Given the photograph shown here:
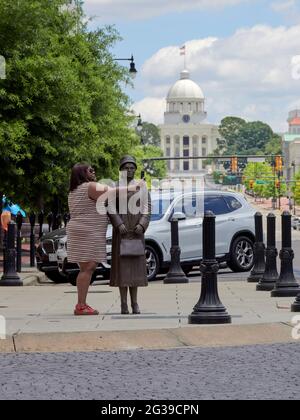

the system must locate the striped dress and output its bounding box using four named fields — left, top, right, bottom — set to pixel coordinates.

left=67, top=182, right=108, bottom=263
